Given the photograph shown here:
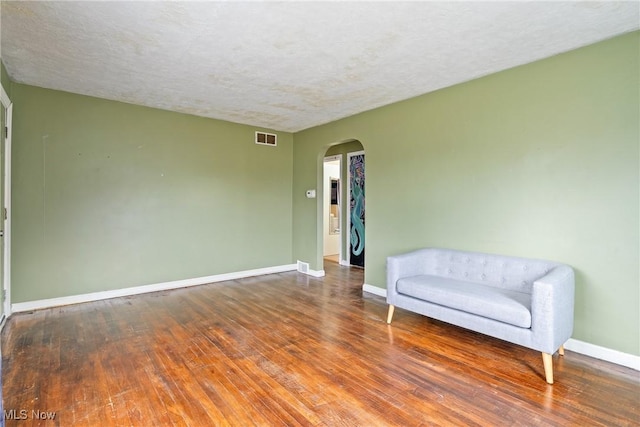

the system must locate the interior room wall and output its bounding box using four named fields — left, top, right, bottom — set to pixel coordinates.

left=292, top=31, right=639, bottom=356
left=10, top=83, right=294, bottom=303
